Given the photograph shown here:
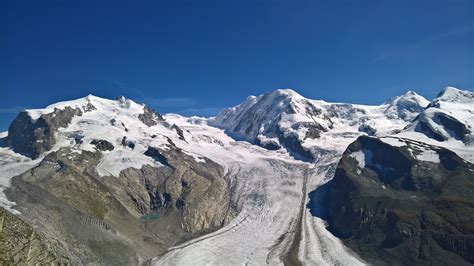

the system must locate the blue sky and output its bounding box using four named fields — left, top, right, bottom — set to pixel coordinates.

left=1, top=0, right=473, bottom=130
